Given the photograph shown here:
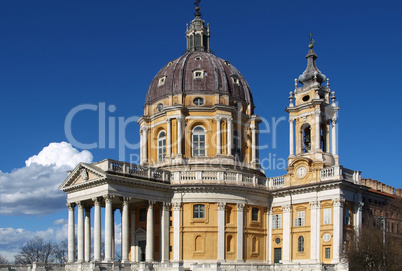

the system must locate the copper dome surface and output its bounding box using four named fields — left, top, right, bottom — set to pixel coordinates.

left=145, top=51, right=253, bottom=105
